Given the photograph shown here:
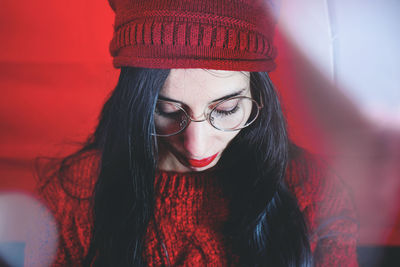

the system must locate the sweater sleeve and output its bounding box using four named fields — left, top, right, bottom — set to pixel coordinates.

left=286, top=151, right=359, bottom=266
left=35, top=151, right=99, bottom=266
